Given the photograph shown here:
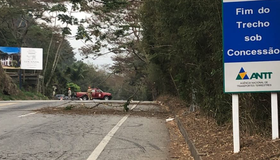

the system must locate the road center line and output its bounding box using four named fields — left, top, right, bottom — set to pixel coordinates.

left=87, top=104, right=137, bottom=160
left=18, top=112, right=37, bottom=118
